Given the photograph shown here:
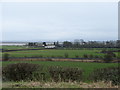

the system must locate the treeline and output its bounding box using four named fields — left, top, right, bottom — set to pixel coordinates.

left=60, top=40, right=120, bottom=48
left=27, top=39, right=120, bottom=48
